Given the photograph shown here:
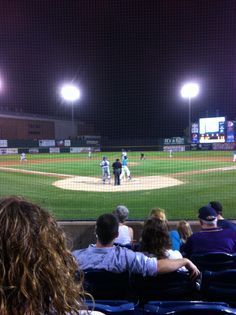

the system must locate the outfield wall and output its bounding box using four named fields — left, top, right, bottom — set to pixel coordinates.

left=0, top=139, right=101, bottom=155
